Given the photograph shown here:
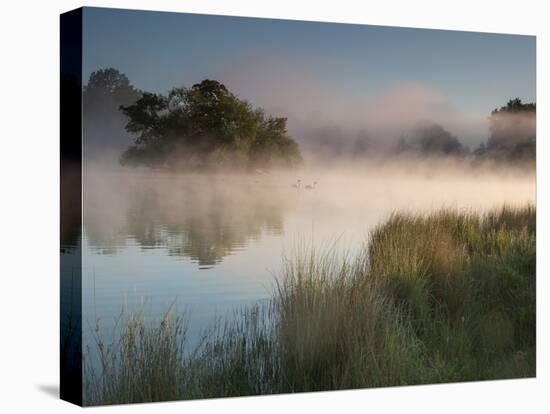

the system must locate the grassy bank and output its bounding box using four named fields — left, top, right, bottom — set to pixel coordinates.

left=83, top=205, right=536, bottom=405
